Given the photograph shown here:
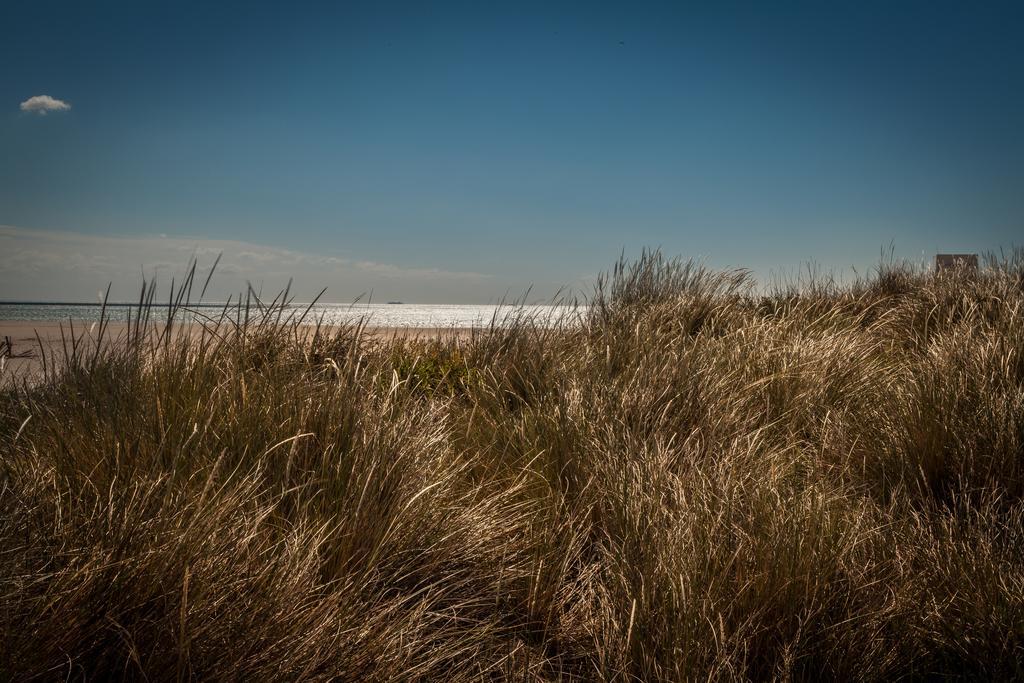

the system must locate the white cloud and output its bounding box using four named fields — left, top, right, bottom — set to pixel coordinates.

left=19, top=95, right=71, bottom=115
